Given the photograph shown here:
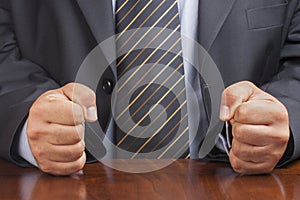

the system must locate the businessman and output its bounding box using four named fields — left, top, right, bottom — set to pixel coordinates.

left=0, top=0, right=299, bottom=175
